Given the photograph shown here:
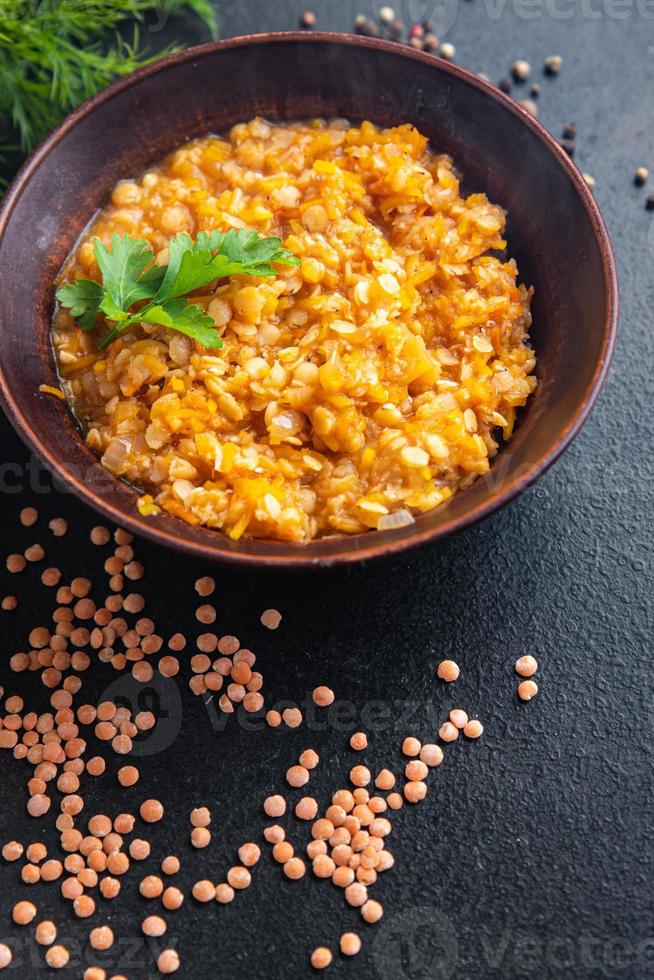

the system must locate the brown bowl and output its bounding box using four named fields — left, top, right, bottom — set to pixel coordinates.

left=0, top=32, right=618, bottom=568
